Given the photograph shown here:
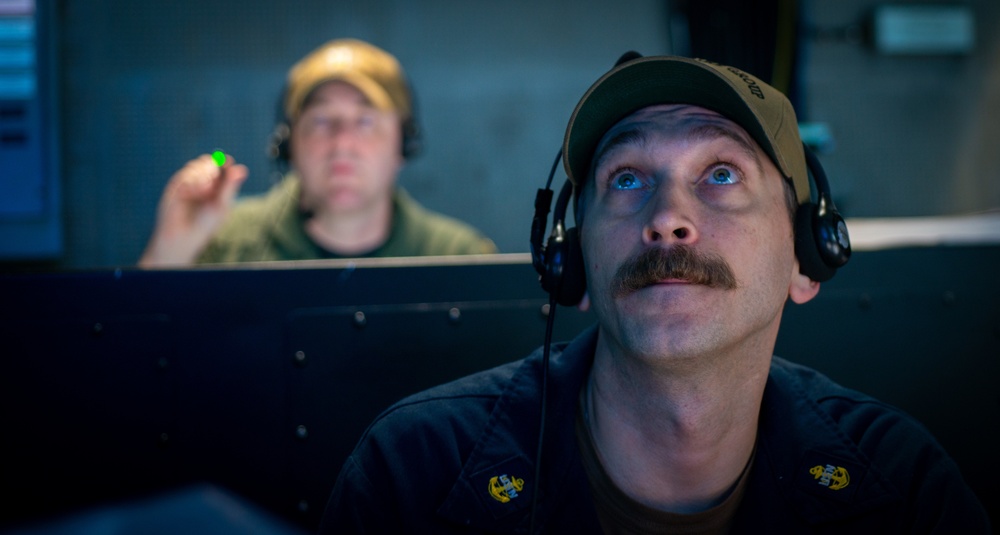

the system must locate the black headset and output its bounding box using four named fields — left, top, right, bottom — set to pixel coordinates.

left=265, top=81, right=423, bottom=172
left=530, top=150, right=587, bottom=307
left=795, top=146, right=852, bottom=282
left=530, top=142, right=851, bottom=307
